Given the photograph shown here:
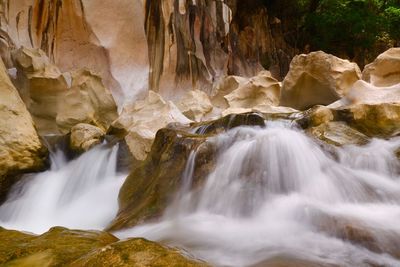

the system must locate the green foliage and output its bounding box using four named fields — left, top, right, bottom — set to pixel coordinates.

left=275, top=0, right=400, bottom=59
